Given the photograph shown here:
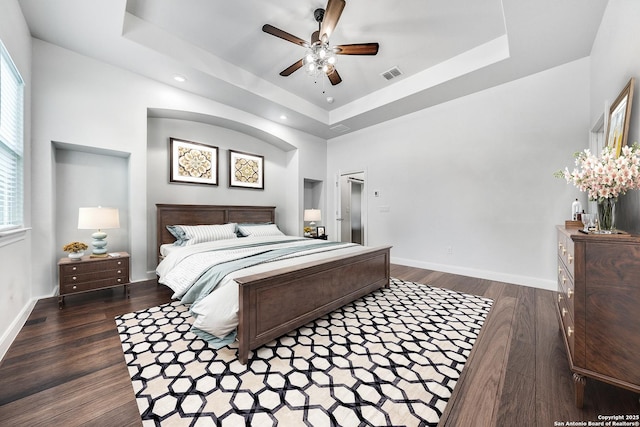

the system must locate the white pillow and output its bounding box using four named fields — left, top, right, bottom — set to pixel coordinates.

left=180, top=223, right=238, bottom=245
left=237, top=223, right=284, bottom=237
